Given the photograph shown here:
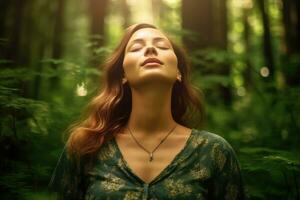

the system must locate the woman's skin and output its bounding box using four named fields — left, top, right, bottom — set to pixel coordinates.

left=122, top=27, right=189, bottom=137
left=115, top=28, right=192, bottom=183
